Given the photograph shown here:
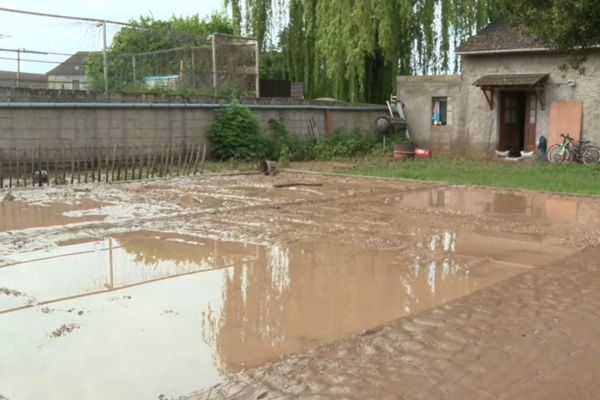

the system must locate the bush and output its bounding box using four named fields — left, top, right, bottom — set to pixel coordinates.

left=267, top=119, right=386, bottom=161
left=208, top=104, right=270, bottom=161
